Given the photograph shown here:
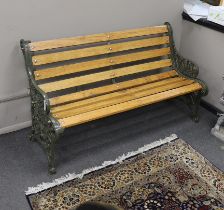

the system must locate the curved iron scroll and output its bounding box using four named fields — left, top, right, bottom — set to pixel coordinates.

left=165, top=22, right=208, bottom=97
left=20, top=39, right=64, bottom=174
